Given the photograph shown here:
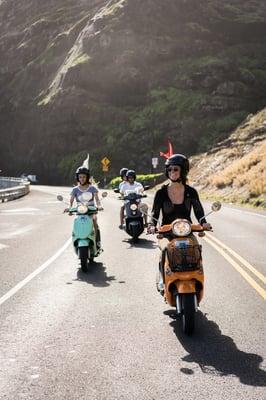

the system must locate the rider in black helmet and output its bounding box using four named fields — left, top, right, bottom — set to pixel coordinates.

left=75, top=166, right=91, bottom=184
left=119, top=168, right=128, bottom=181
left=148, top=154, right=211, bottom=291
left=119, top=169, right=148, bottom=227
left=165, top=154, right=189, bottom=184
left=149, top=154, right=211, bottom=228
left=65, top=166, right=103, bottom=251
